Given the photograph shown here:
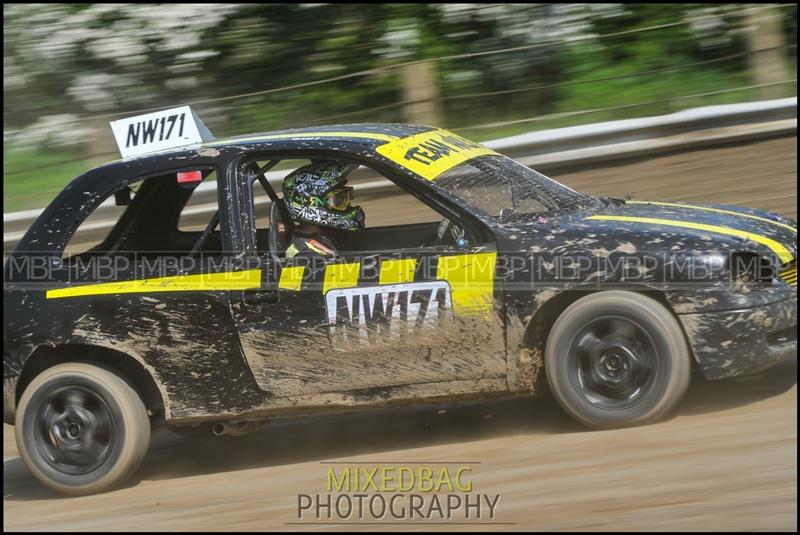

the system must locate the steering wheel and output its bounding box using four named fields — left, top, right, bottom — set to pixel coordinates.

left=426, top=217, right=465, bottom=247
